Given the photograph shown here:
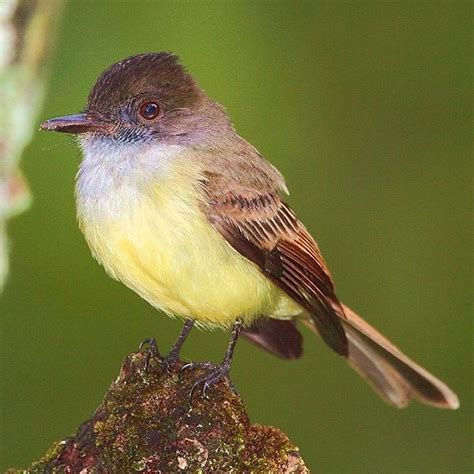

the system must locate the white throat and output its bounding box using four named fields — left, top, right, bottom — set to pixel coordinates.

left=75, top=135, right=185, bottom=219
